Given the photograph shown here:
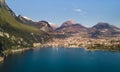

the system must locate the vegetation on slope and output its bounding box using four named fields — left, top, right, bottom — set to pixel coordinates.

left=0, top=7, right=51, bottom=54
left=0, top=7, right=40, bottom=33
